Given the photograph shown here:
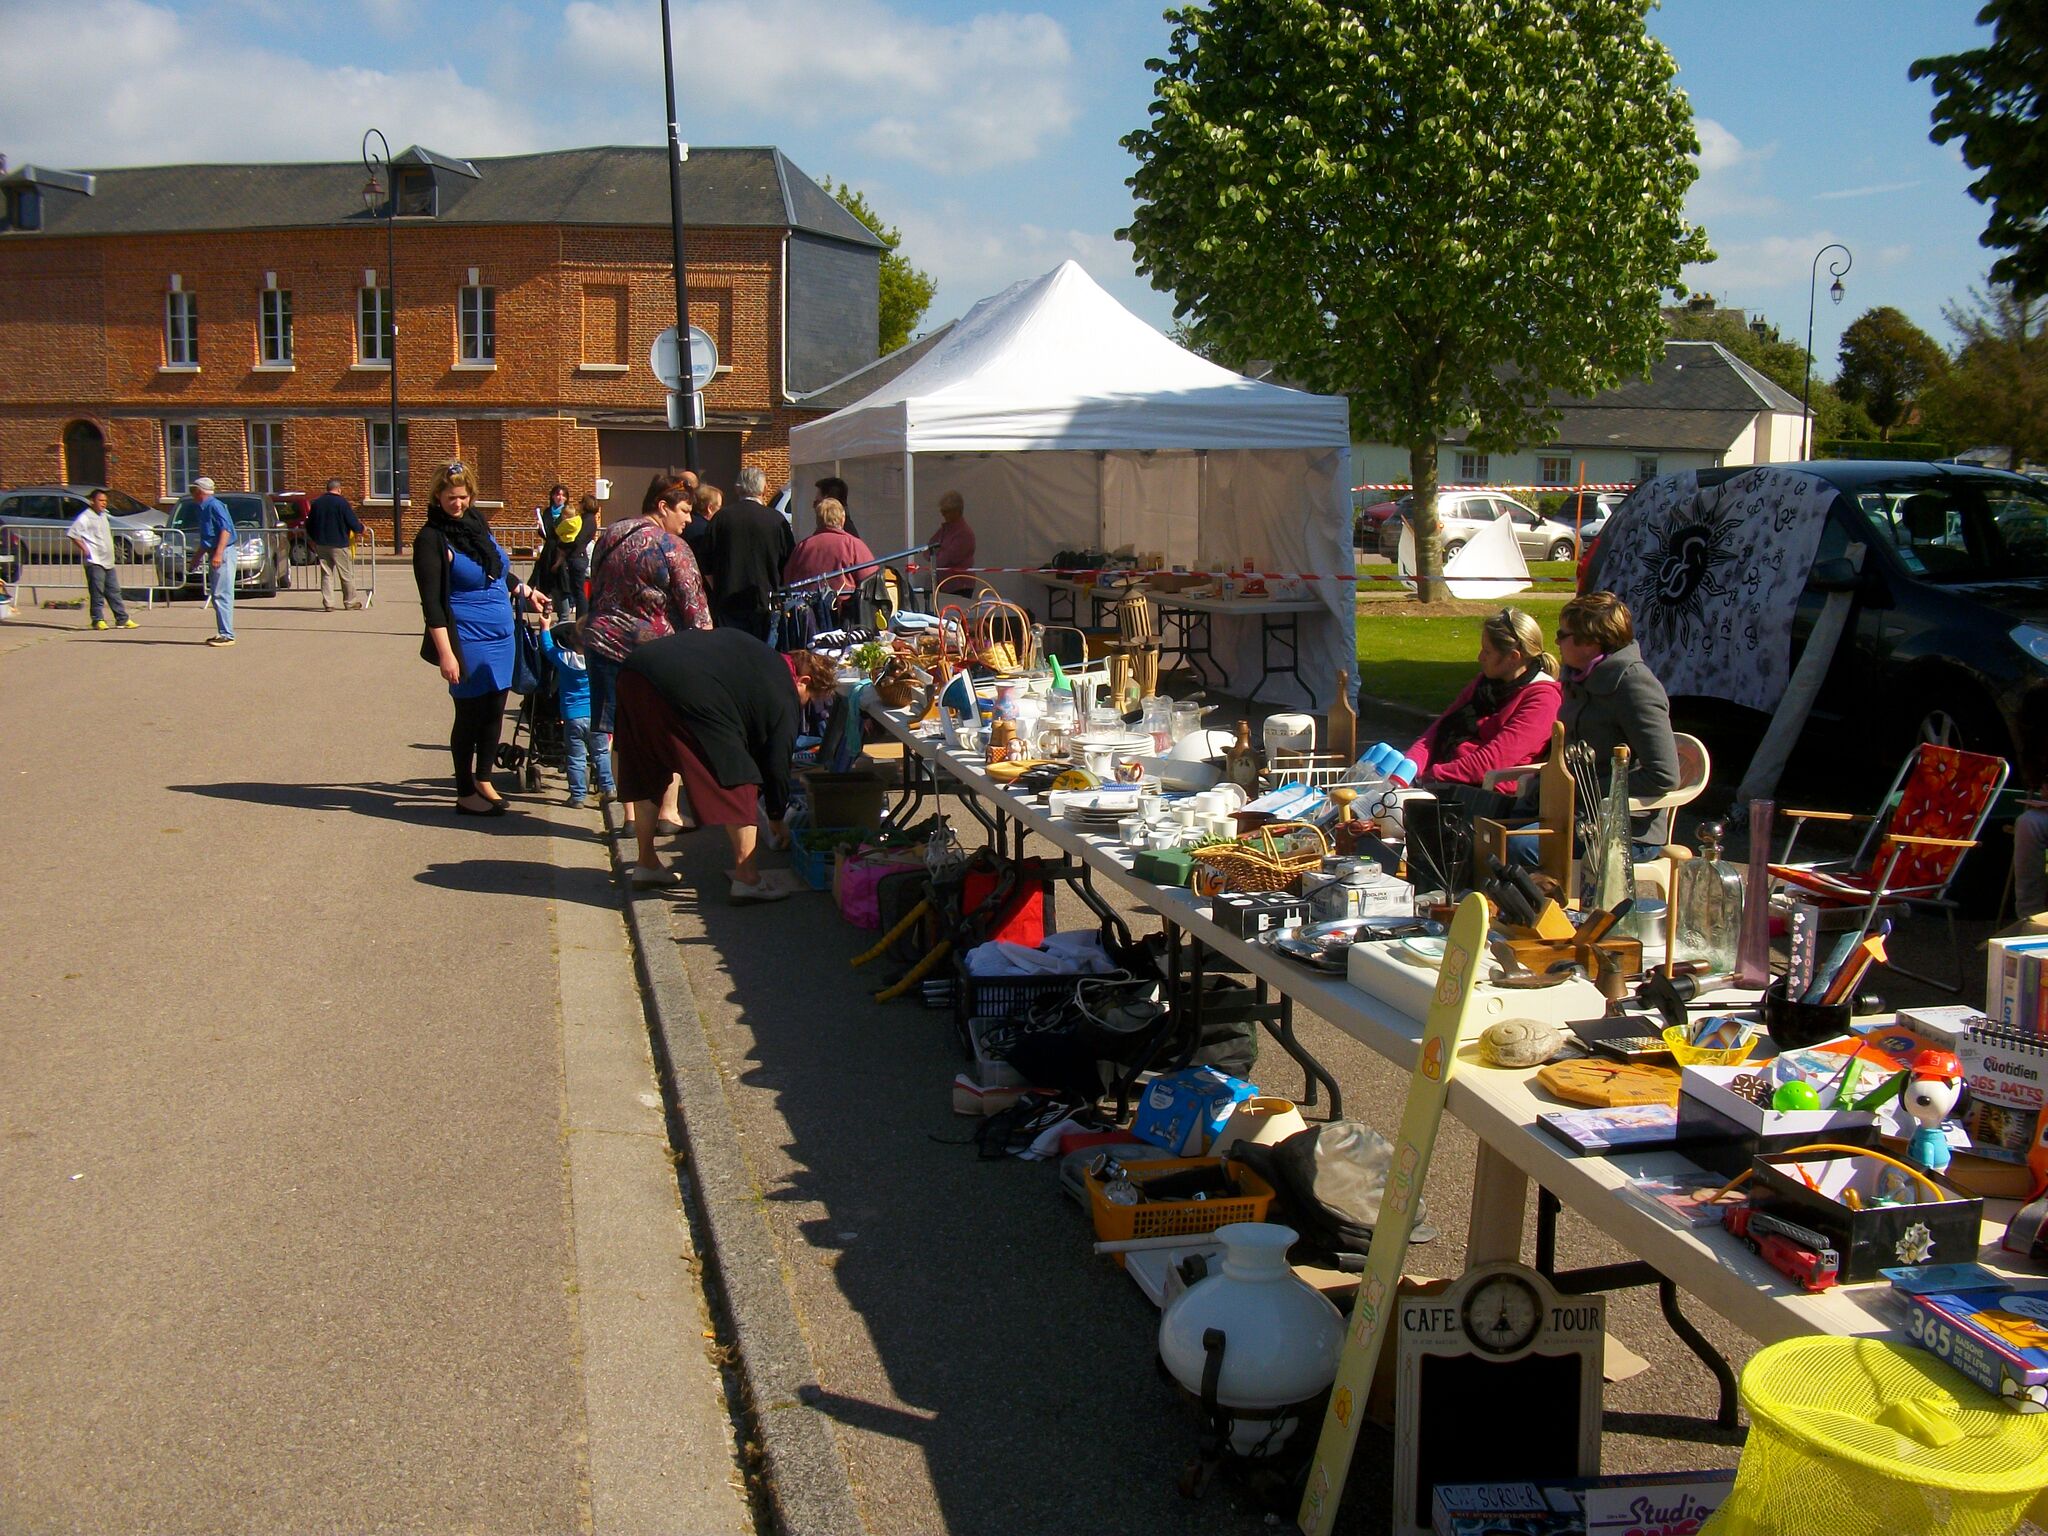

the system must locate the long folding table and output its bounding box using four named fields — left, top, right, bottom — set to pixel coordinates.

left=864, top=698, right=2030, bottom=1406
left=1032, top=574, right=1325, bottom=705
